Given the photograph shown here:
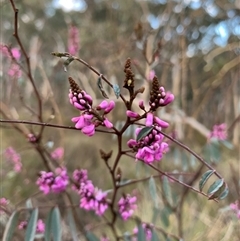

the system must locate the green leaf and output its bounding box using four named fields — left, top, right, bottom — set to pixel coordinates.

left=44, top=208, right=54, bottom=241
left=151, top=230, right=160, bottom=241
left=86, top=231, right=100, bottom=241
left=25, top=208, right=39, bottom=241
left=151, top=207, right=159, bottom=224
left=113, top=84, right=121, bottom=99
left=51, top=207, right=62, bottom=241
left=149, top=176, right=158, bottom=208
left=137, top=223, right=146, bottom=241
left=199, top=170, right=214, bottom=192
left=67, top=209, right=78, bottom=241
left=218, top=186, right=229, bottom=200
left=136, top=126, right=154, bottom=142
left=220, top=140, right=234, bottom=150
left=207, top=179, right=224, bottom=195
left=123, top=232, right=132, bottom=241
left=160, top=207, right=170, bottom=227
left=2, top=210, right=20, bottom=241
left=162, top=176, right=173, bottom=206
left=25, top=199, right=33, bottom=209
